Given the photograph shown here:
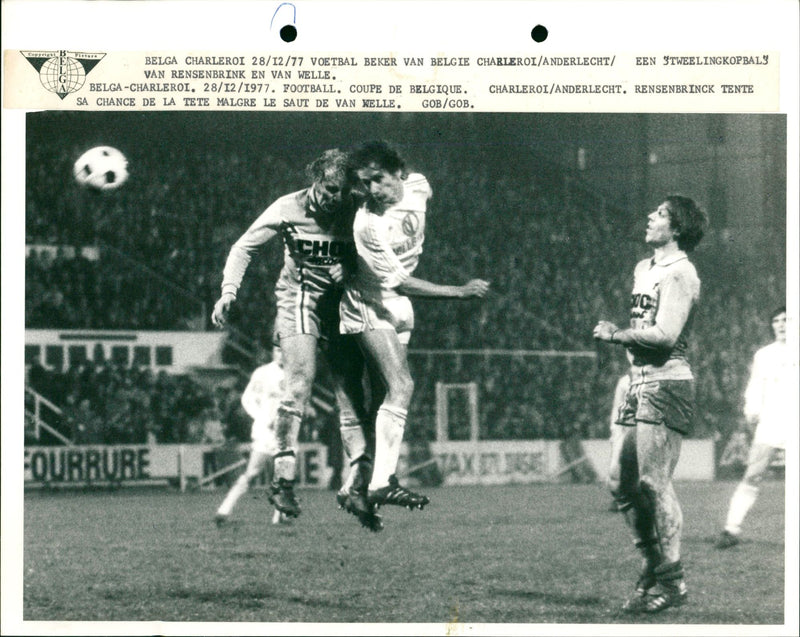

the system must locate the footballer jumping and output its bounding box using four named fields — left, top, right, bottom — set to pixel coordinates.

left=212, top=149, right=370, bottom=522
left=337, top=141, right=490, bottom=519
